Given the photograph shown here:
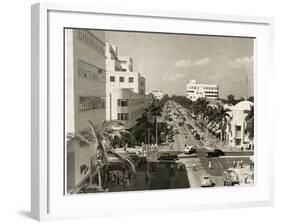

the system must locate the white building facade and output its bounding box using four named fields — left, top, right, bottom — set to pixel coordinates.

left=106, top=43, right=151, bottom=129
left=109, top=88, right=152, bottom=129
left=151, top=89, right=164, bottom=100
left=65, top=29, right=106, bottom=192
left=186, top=80, right=219, bottom=101
left=226, top=101, right=254, bottom=149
